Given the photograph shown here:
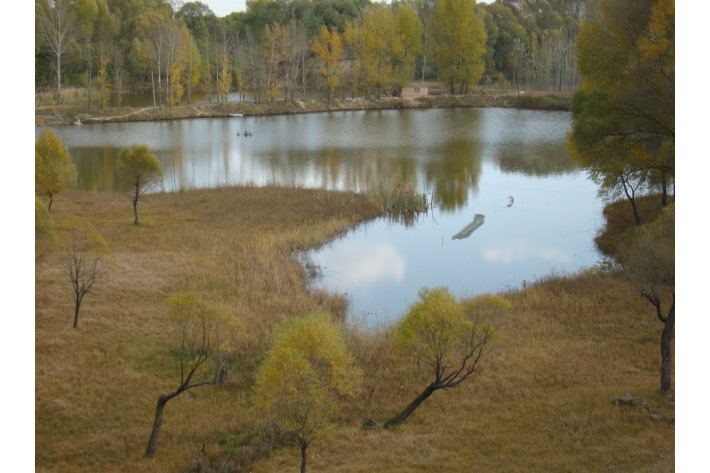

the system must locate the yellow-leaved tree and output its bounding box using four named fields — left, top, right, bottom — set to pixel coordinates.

left=115, top=144, right=162, bottom=225
left=255, top=312, right=361, bottom=473
left=432, top=0, right=487, bottom=94
left=35, top=128, right=77, bottom=212
left=312, top=25, right=343, bottom=102
left=383, top=287, right=501, bottom=428
left=217, top=50, right=232, bottom=103
left=348, top=4, right=404, bottom=96
left=263, top=22, right=289, bottom=102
